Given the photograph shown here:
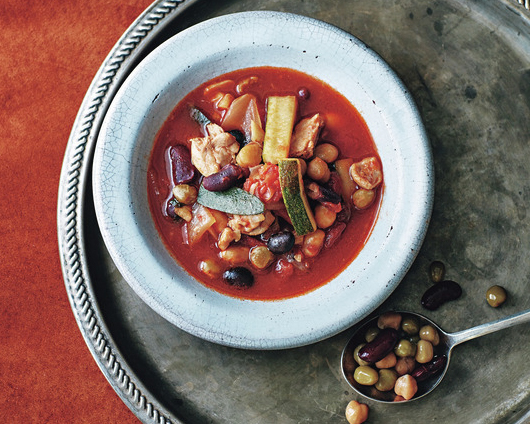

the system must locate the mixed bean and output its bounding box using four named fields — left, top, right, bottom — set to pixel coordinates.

left=343, top=311, right=447, bottom=402
left=343, top=263, right=511, bottom=415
